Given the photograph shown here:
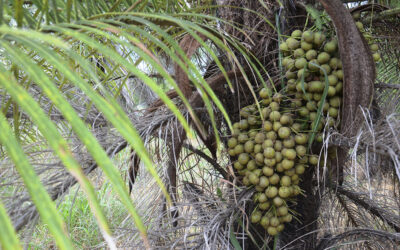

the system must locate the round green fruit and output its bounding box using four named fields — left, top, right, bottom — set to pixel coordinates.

left=317, top=52, right=331, bottom=64
left=265, top=186, right=278, bottom=198
left=273, top=197, right=284, bottom=207
left=286, top=37, right=300, bottom=50
left=291, top=29, right=302, bottom=38
left=295, top=57, right=308, bottom=69
left=302, top=30, right=314, bottom=43
left=262, top=166, right=274, bottom=177
left=313, top=32, right=326, bottom=47
left=305, top=49, right=317, bottom=60
left=251, top=210, right=262, bottom=224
